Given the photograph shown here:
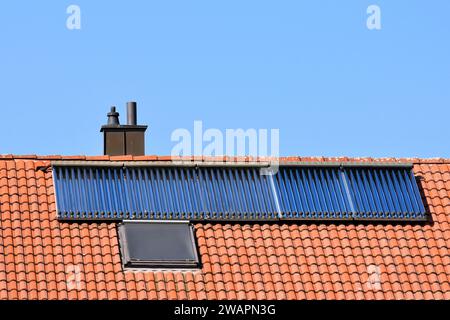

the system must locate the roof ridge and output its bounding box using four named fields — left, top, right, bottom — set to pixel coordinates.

left=1, top=154, right=450, bottom=164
